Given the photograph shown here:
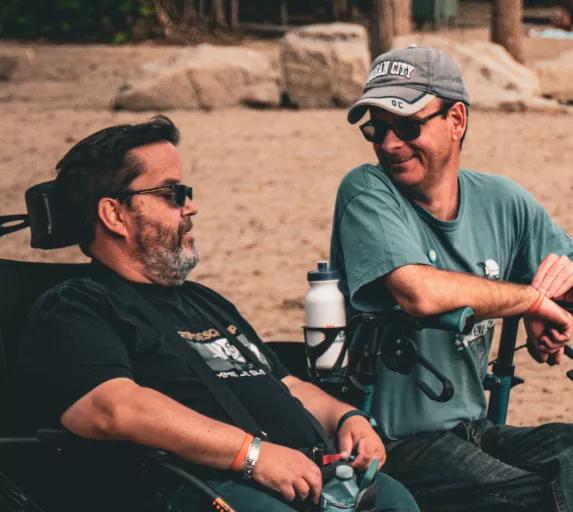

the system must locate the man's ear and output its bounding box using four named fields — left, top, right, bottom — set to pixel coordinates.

left=449, top=102, right=467, bottom=142
left=97, top=197, right=129, bottom=238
